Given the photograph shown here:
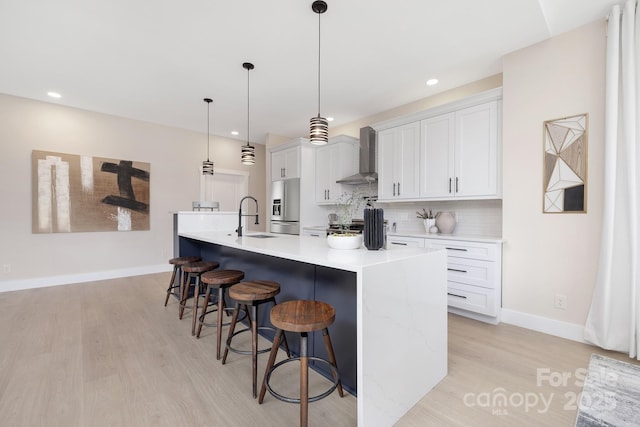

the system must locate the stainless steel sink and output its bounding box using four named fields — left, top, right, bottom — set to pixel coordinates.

left=245, top=234, right=277, bottom=239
